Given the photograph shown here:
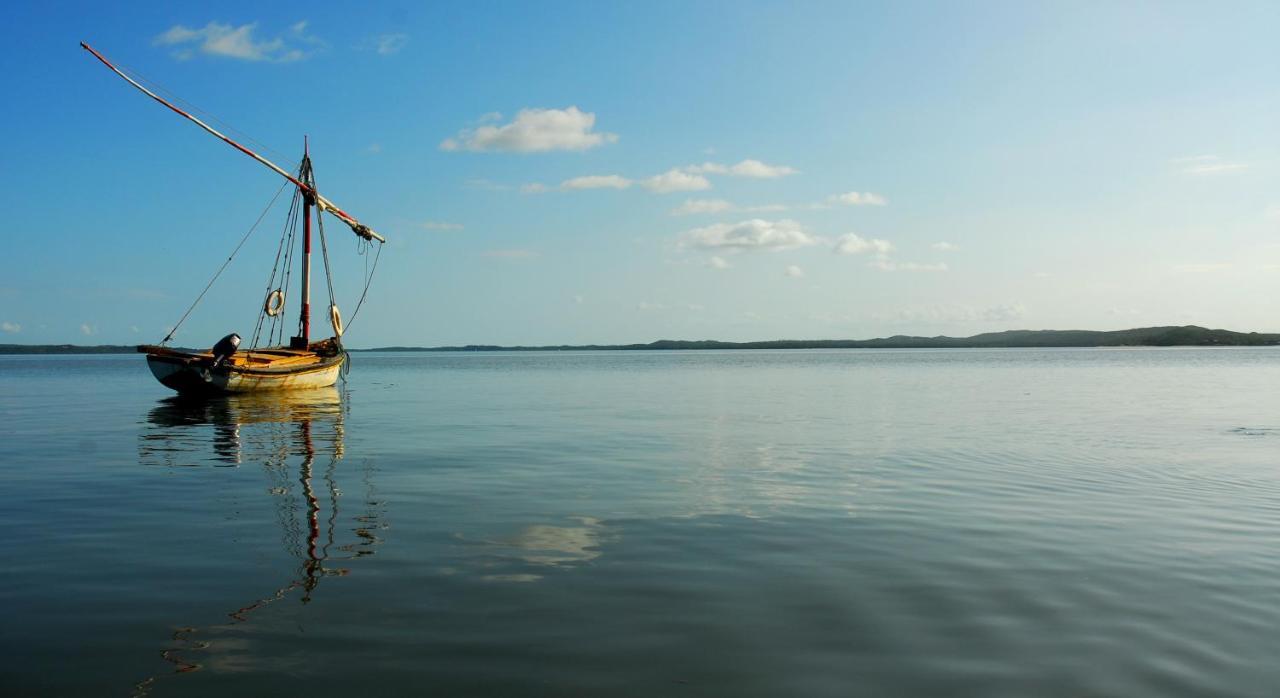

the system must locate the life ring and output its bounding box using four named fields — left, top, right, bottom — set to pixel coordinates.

left=330, top=304, right=344, bottom=337
left=264, top=289, right=286, bottom=317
